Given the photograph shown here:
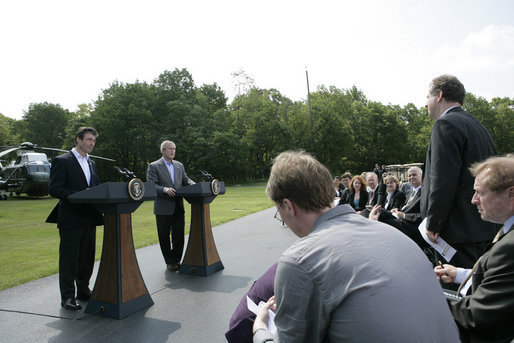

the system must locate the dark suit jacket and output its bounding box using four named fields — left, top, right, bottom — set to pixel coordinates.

left=46, top=151, right=103, bottom=230
left=369, top=183, right=387, bottom=207
left=379, top=189, right=422, bottom=222
left=401, top=188, right=422, bottom=224
left=348, top=190, right=368, bottom=212
left=146, top=158, right=195, bottom=216
left=420, top=107, right=497, bottom=243
left=450, top=229, right=514, bottom=343
left=384, top=189, right=406, bottom=211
